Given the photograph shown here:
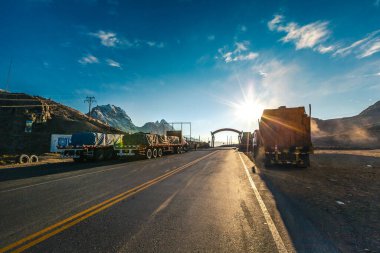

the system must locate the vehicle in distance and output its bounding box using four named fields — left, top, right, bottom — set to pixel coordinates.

left=254, top=105, right=313, bottom=167
left=114, top=130, right=188, bottom=159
